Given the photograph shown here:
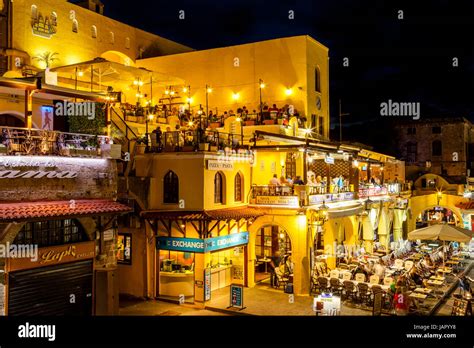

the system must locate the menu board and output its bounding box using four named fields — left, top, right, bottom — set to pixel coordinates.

left=229, top=284, right=245, bottom=309
left=372, top=291, right=383, bottom=316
